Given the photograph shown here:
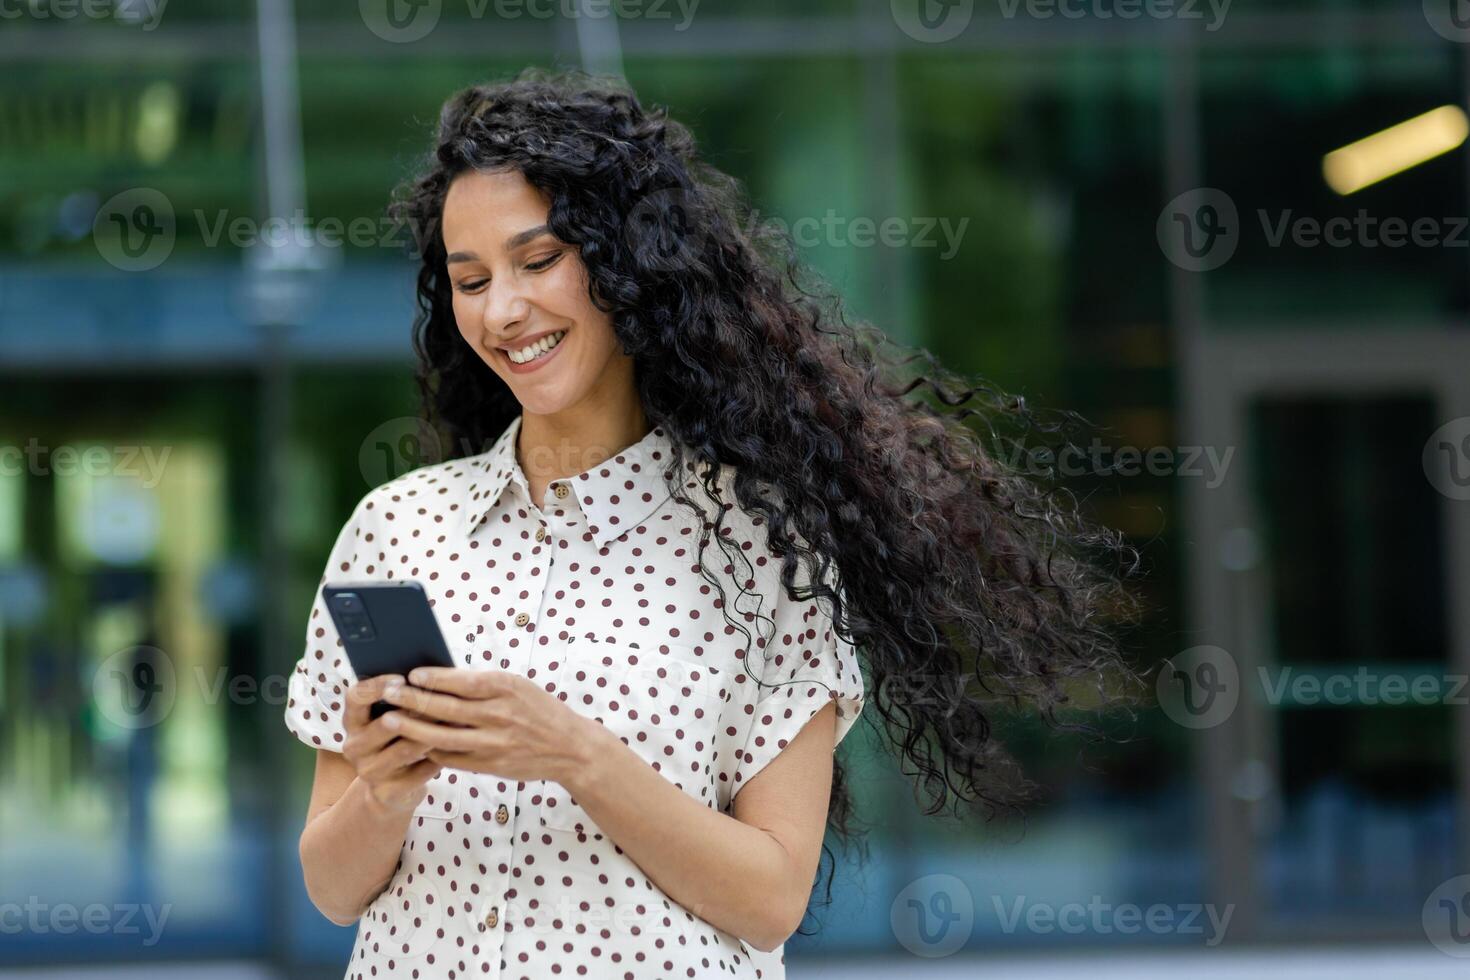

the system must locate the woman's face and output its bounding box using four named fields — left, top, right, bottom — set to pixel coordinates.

left=441, top=167, right=628, bottom=417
